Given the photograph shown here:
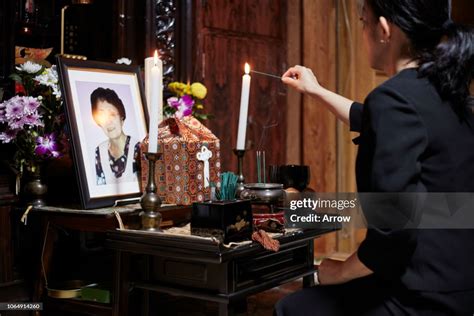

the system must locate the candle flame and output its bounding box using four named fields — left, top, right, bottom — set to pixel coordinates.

left=153, top=50, right=159, bottom=66
left=244, top=63, right=250, bottom=74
